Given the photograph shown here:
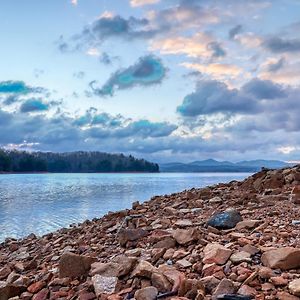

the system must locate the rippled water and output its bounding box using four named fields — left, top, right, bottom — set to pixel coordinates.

left=0, top=172, right=251, bottom=241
